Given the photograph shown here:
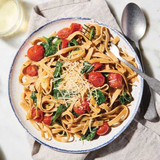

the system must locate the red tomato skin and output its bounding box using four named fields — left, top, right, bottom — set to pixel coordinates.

left=73, top=105, right=86, bottom=115
left=96, top=122, right=110, bottom=136
left=31, top=108, right=44, bottom=122
left=80, top=98, right=90, bottom=112
left=92, top=62, right=103, bottom=71
left=107, top=73, right=123, bottom=89
left=26, top=65, right=38, bottom=76
left=61, top=39, right=69, bottom=57
left=43, top=116, right=52, bottom=125
left=27, top=45, right=44, bottom=61
left=57, top=28, right=72, bottom=39
left=70, top=23, right=82, bottom=33
left=88, top=72, right=105, bottom=87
